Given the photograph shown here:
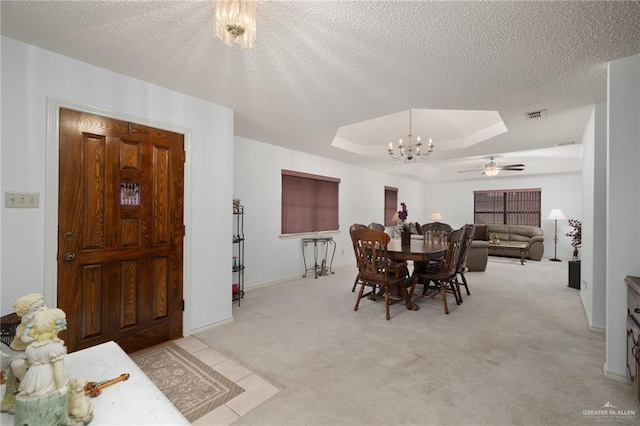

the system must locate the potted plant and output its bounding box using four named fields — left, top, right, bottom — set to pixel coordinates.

left=565, top=219, right=581, bottom=261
